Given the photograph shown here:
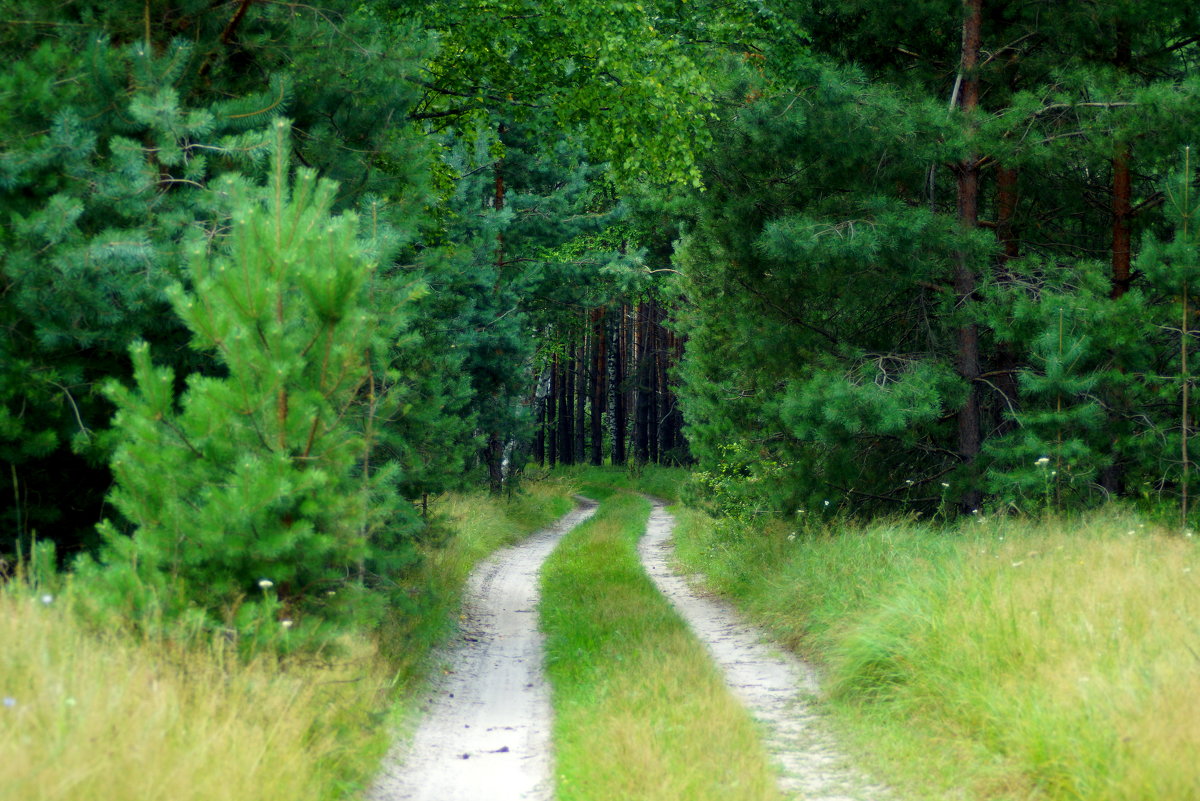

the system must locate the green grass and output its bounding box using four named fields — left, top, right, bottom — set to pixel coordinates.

left=0, top=476, right=577, bottom=801
left=548, top=462, right=689, bottom=502
left=539, top=487, right=781, bottom=801
left=672, top=506, right=1200, bottom=801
